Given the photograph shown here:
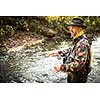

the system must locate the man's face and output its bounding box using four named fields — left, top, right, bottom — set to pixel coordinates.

left=68, top=26, right=82, bottom=37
